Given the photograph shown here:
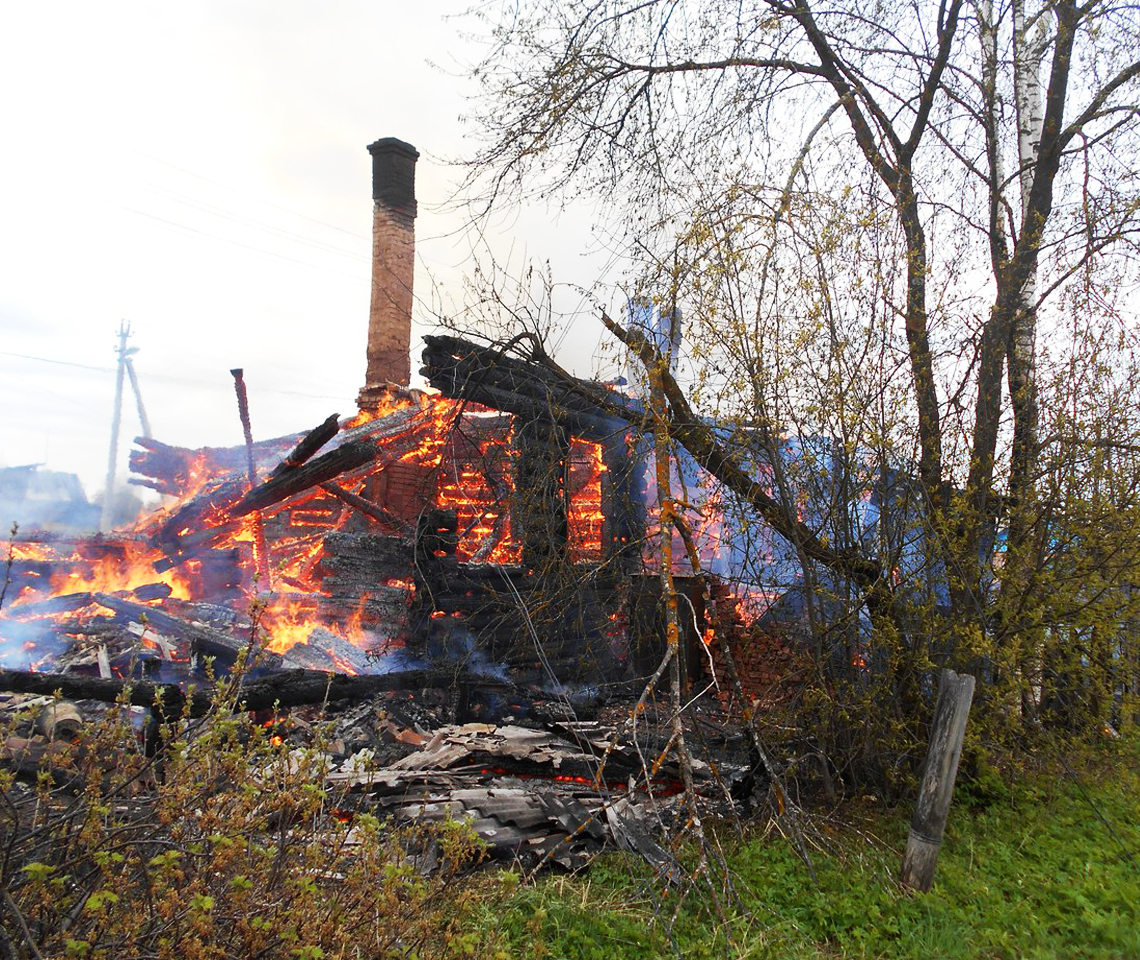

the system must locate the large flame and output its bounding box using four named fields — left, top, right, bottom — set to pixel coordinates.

left=4, top=540, right=194, bottom=607
left=0, top=388, right=611, bottom=675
